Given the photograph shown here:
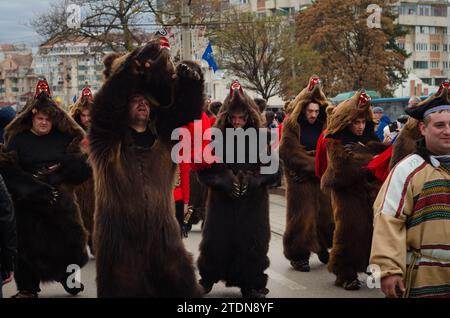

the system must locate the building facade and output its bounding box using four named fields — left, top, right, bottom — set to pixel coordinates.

left=396, top=0, right=450, bottom=92
left=0, top=47, right=37, bottom=105
left=33, top=37, right=106, bottom=107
